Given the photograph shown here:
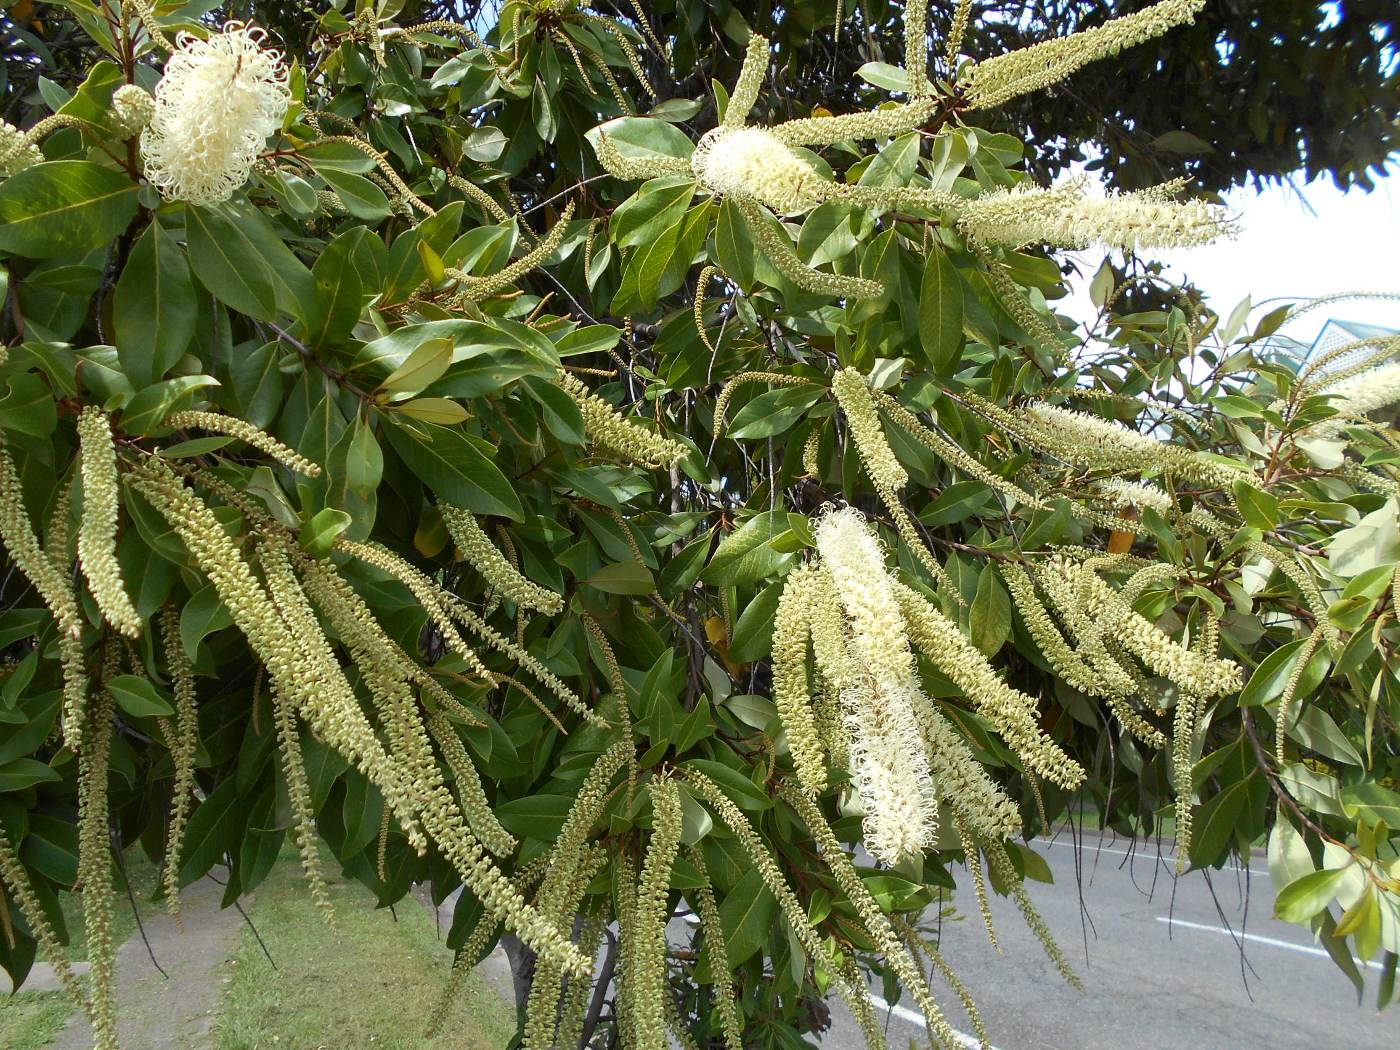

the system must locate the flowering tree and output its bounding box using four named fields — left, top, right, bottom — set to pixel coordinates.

left=0, top=2, right=1398, bottom=1048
